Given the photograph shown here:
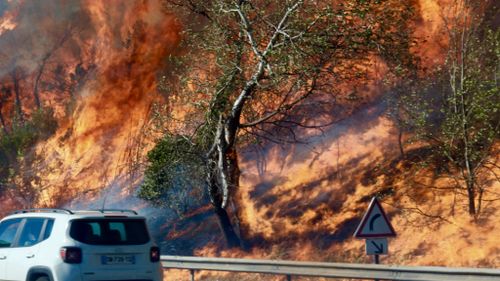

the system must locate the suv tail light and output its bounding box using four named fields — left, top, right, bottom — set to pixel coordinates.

left=60, top=247, right=82, bottom=264
left=150, top=246, right=160, bottom=262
